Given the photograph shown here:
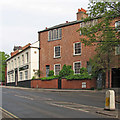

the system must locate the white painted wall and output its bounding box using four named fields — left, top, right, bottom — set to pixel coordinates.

left=6, top=41, right=39, bottom=83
